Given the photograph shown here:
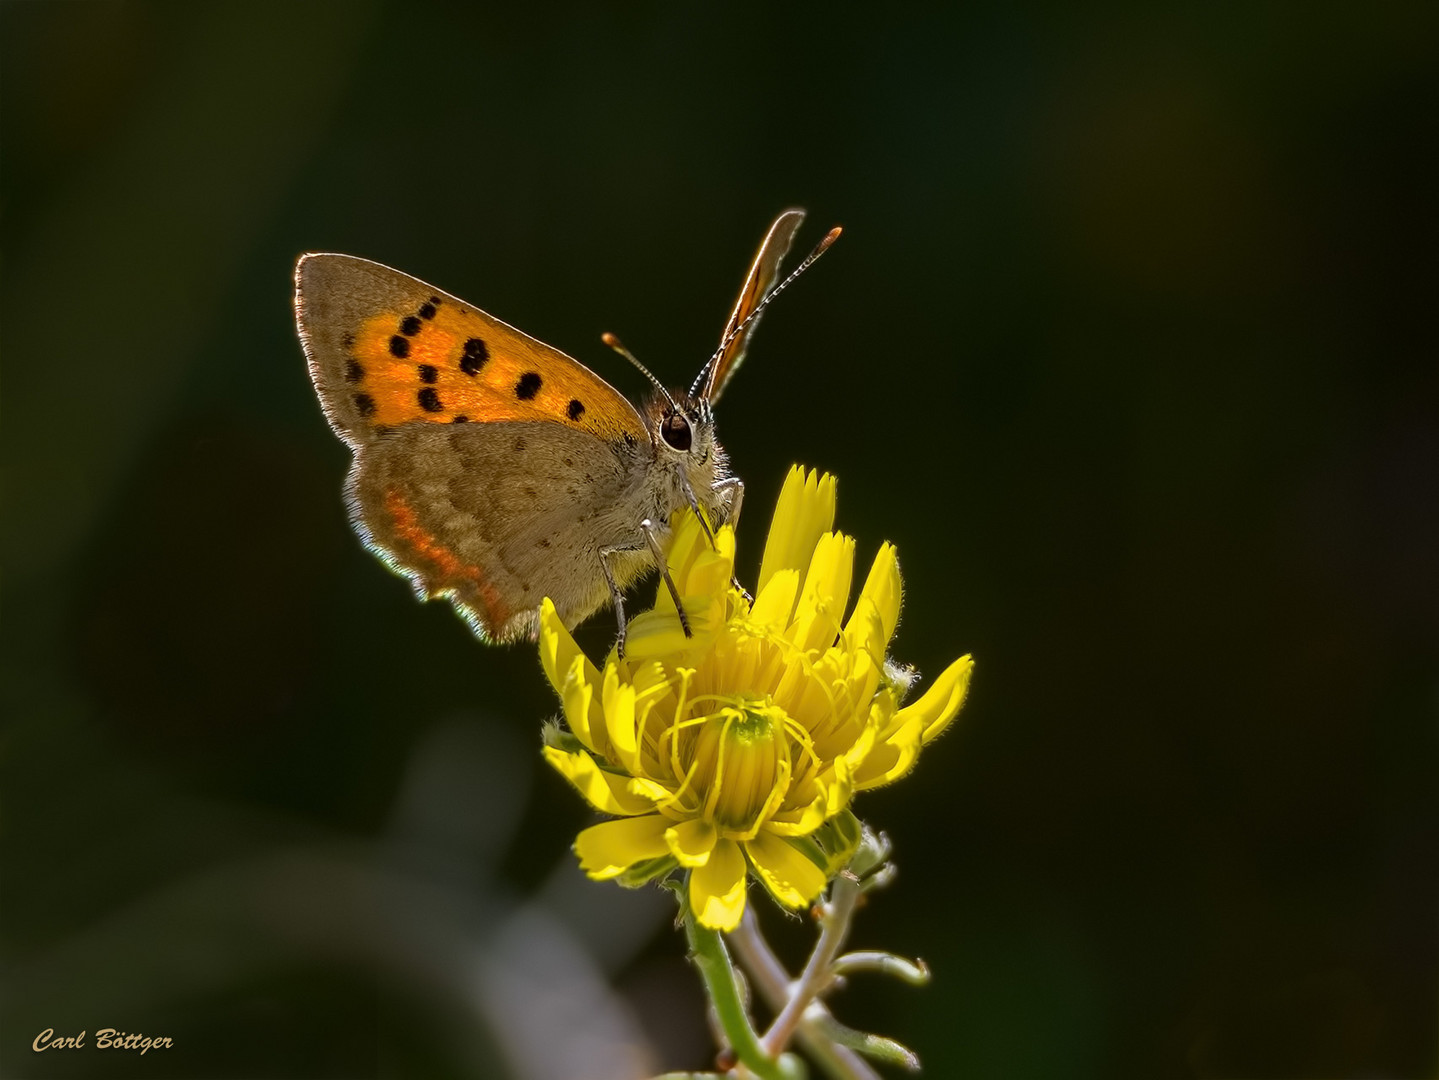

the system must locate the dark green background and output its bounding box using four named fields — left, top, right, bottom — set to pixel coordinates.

left=3, top=3, right=1436, bottom=1077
